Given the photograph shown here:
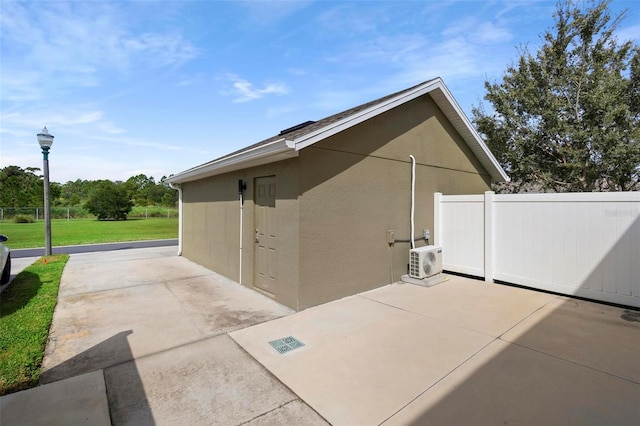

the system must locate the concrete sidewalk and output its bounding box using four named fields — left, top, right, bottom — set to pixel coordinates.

left=2, top=247, right=639, bottom=425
